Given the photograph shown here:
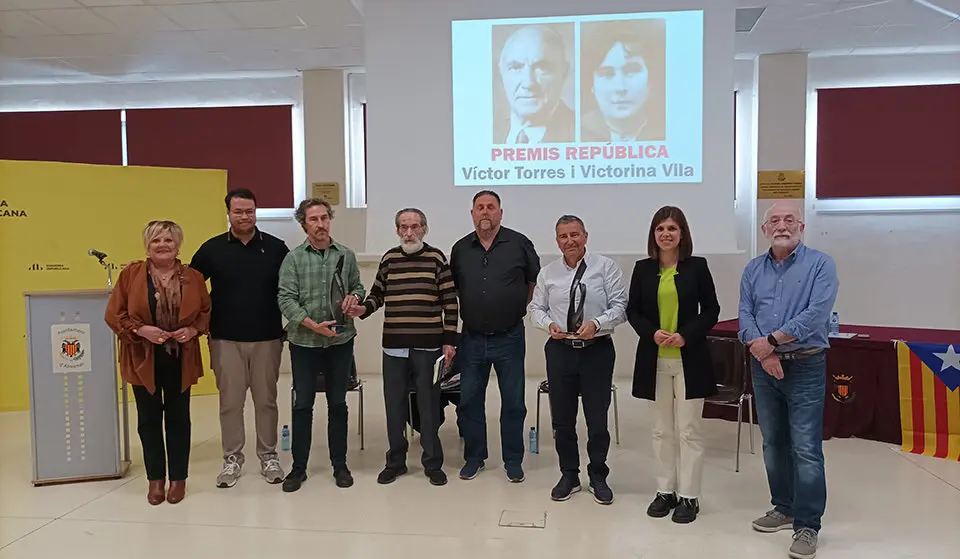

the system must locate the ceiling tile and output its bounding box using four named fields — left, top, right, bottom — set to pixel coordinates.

left=756, top=2, right=836, bottom=23
left=77, top=0, right=145, bottom=7
left=71, top=30, right=200, bottom=56
left=177, top=28, right=251, bottom=51
left=820, top=1, right=897, bottom=28
left=939, top=20, right=960, bottom=39
left=861, top=23, right=931, bottom=47
left=0, top=35, right=82, bottom=59
left=887, top=0, right=959, bottom=26
left=0, top=57, right=84, bottom=79
left=157, top=3, right=239, bottom=30
left=221, top=49, right=285, bottom=70
left=59, top=54, right=139, bottom=75
left=142, top=0, right=214, bottom=4
left=60, top=53, right=233, bottom=75
left=3, top=0, right=80, bottom=9
left=804, top=24, right=879, bottom=50
left=30, top=8, right=116, bottom=34
left=93, top=5, right=180, bottom=31
left=141, top=52, right=233, bottom=73
left=298, top=0, right=362, bottom=26
left=219, top=0, right=305, bottom=29
left=0, top=10, right=59, bottom=36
